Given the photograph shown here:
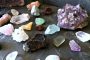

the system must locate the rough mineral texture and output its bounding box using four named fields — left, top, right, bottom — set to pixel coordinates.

left=24, top=34, right=47, bottom=52
left=57, top=4, right=88, bottom=30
